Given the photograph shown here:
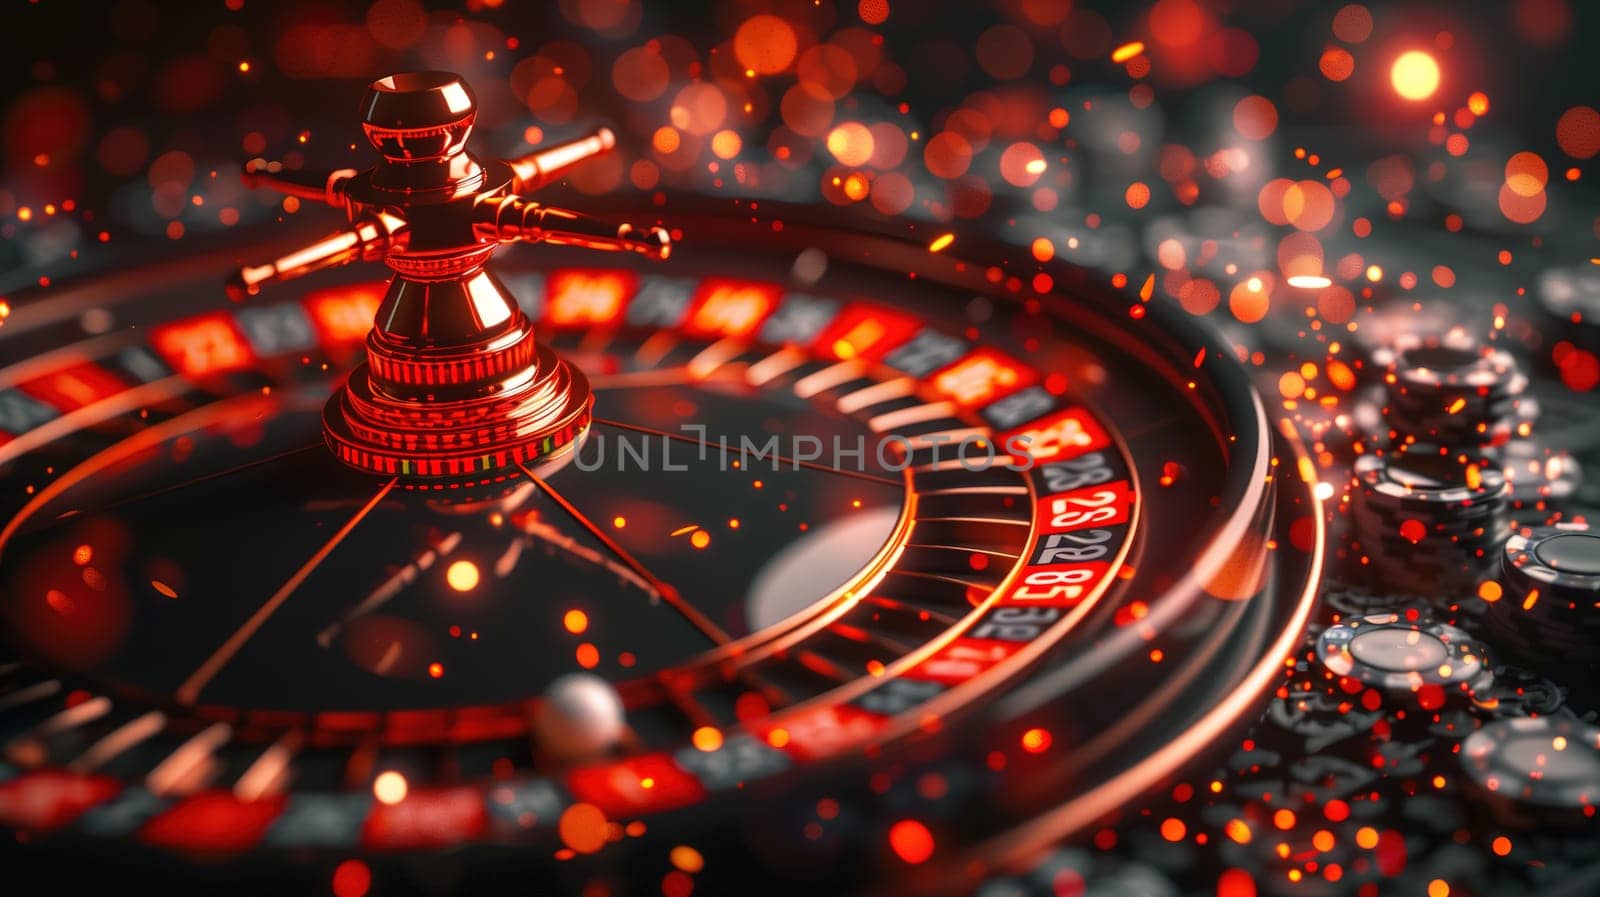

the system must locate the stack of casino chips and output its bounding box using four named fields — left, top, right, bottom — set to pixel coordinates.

left=1349, top=449, right=1510, bottom=594
left=1500, top=440, right=1583, bottom=514
left=1374, top=334, right=1531, bottom=452
left=1483, top=524, right=1600, bottom=672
